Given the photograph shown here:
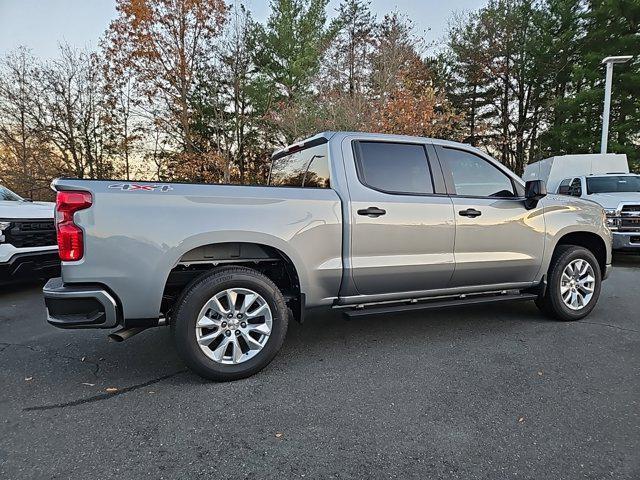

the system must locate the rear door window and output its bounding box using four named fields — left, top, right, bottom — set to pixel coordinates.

left=353, top=142, right=434, bottom=194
